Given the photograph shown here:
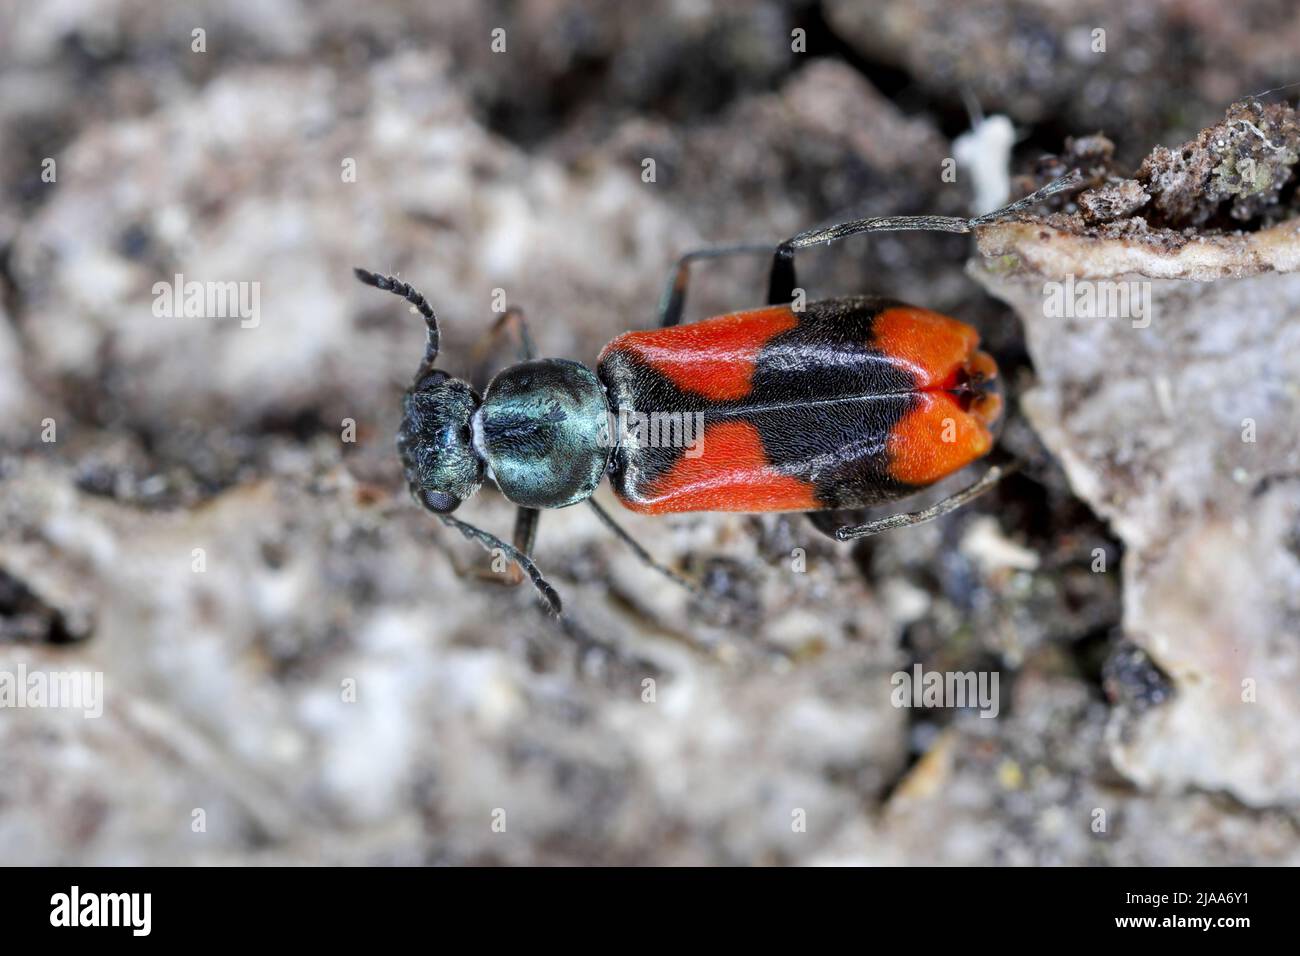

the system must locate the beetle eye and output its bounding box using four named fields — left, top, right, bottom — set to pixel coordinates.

left=418, top=489, right=460, bottom=514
